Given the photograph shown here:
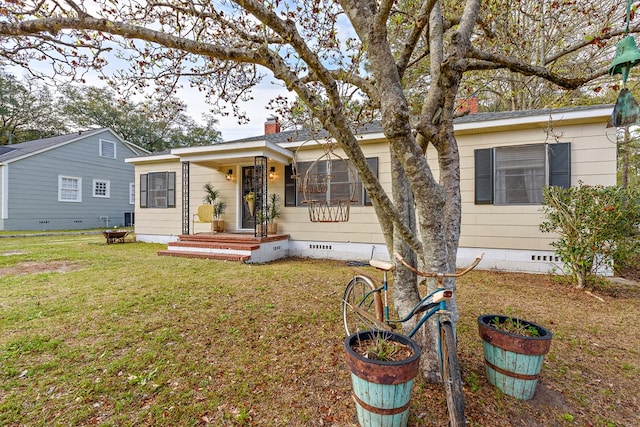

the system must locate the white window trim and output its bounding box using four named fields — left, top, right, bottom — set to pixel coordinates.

left=93, top=179, right=111, bottom=198
left=58, top=175, right=82, bottom=202
left=129, top=182, right=135, bottom=204
left=99, top=139, right=117, bottom=159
